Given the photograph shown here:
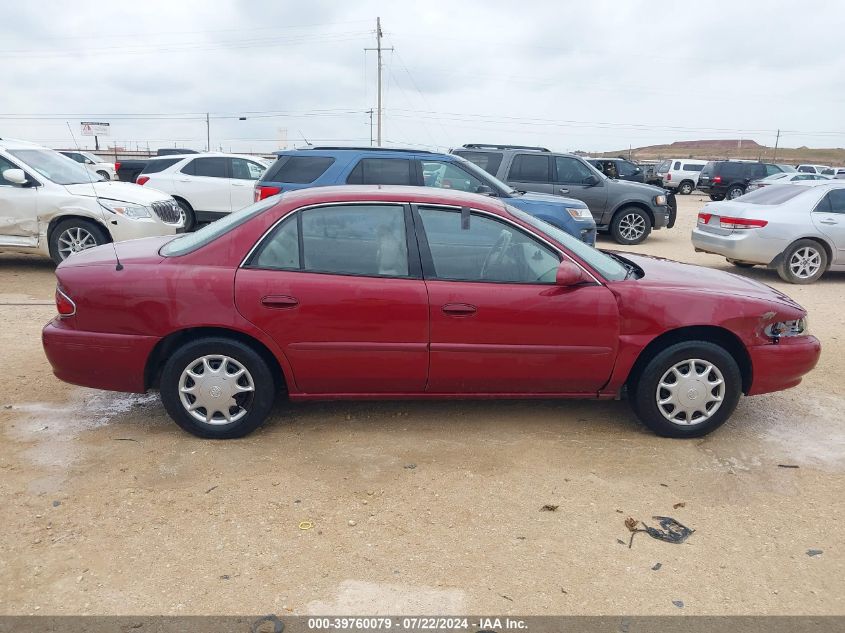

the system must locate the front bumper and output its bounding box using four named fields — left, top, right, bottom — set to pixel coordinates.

left=747, top=336, right=821, bottom=395
left=107, top=217, right=183, bottom=243
left=42, top=319, right=159, bottom=393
